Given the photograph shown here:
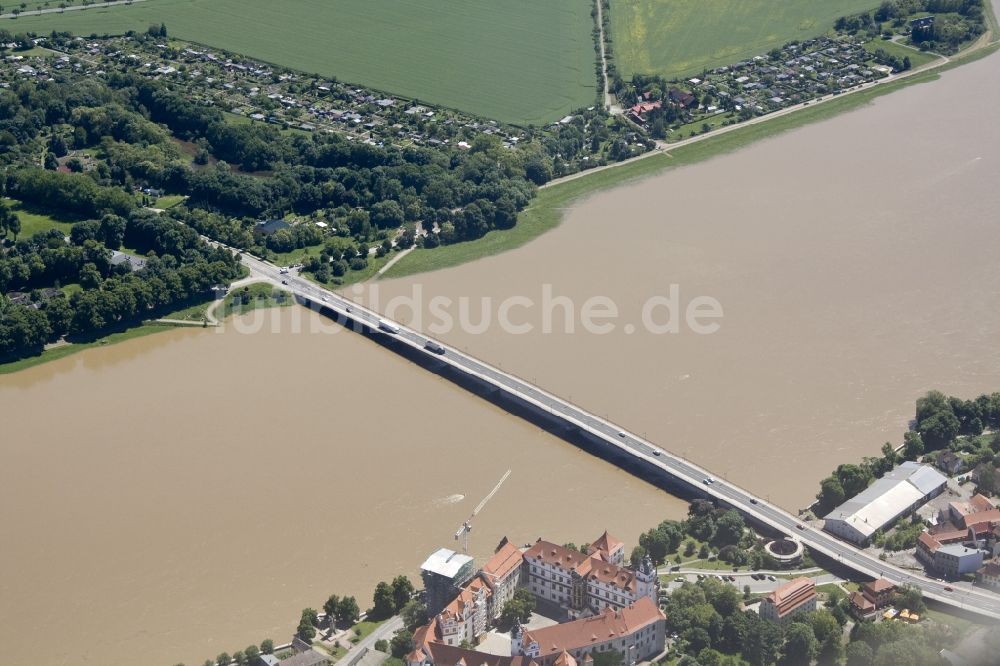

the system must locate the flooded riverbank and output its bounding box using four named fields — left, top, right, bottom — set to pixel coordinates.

left=367, top=42, right=1000, bottom=511
left=0, top=308, right=683, bottom=666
